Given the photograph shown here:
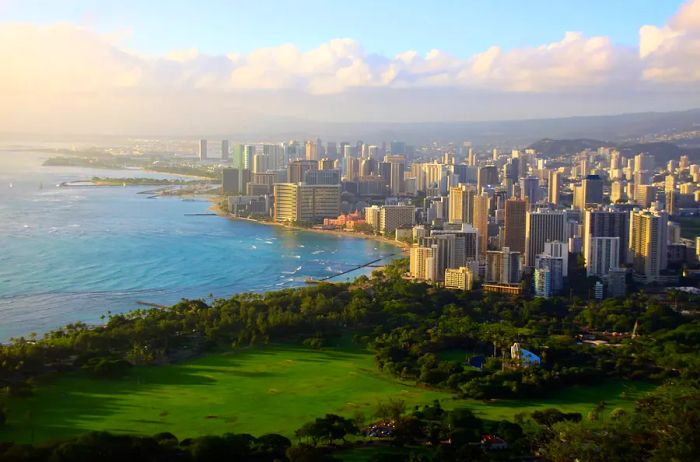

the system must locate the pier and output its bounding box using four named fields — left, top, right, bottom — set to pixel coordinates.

left=305, top=253, right=397, bottom=284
